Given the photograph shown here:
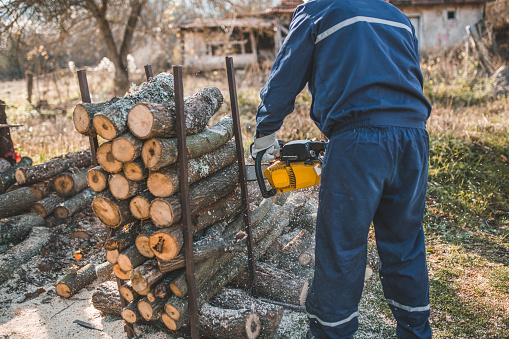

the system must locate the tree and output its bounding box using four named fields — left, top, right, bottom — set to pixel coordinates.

left=1, top=0, right=148, bottom=95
